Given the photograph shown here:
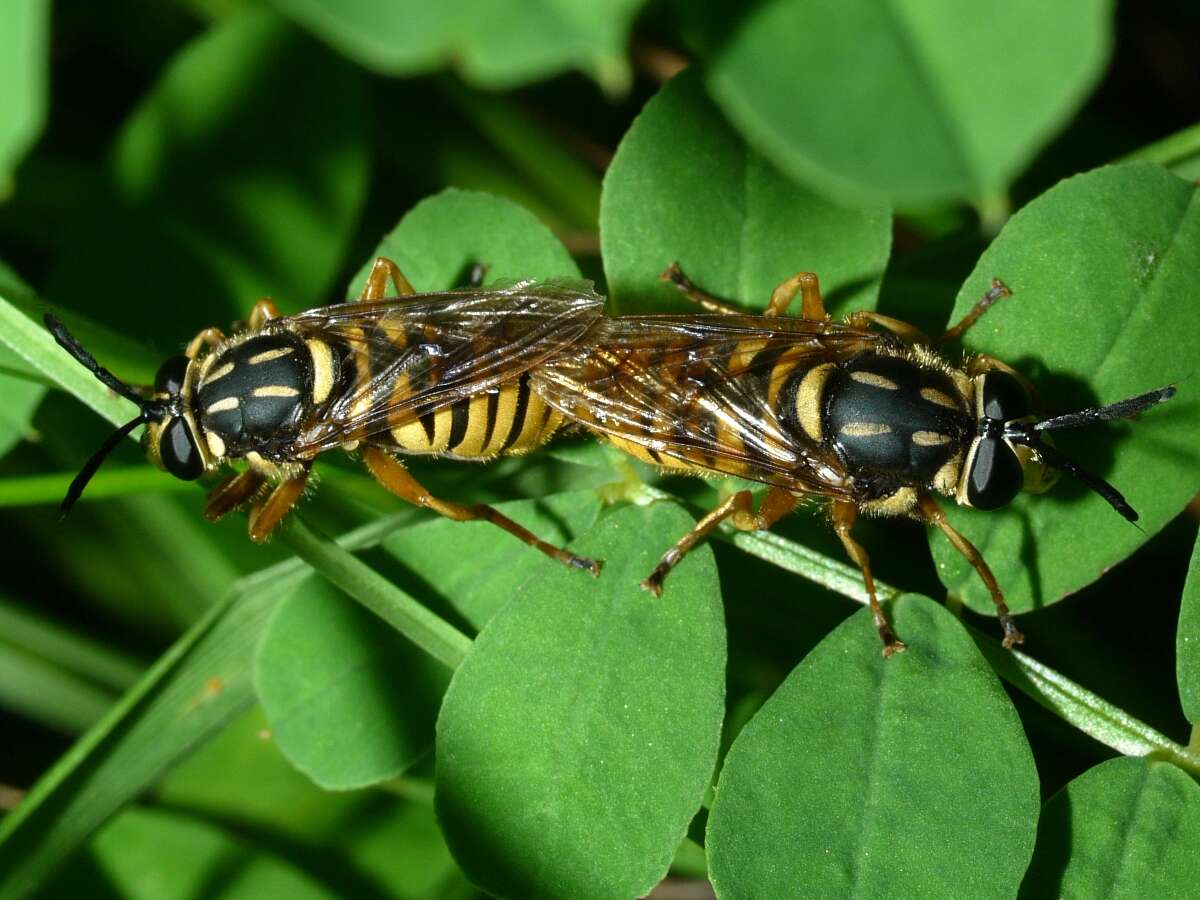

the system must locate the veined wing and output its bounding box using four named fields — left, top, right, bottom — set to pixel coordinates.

left=532, top=314, right=890, bottom=496
left=289, top=280, right=604, bottom=455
